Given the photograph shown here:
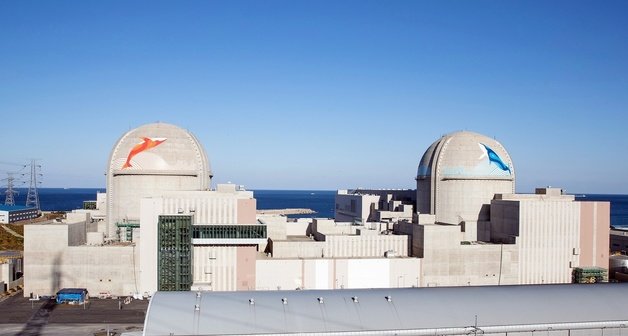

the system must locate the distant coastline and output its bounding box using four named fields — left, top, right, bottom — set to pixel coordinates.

left=4, top=188, right=627, bottom=226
